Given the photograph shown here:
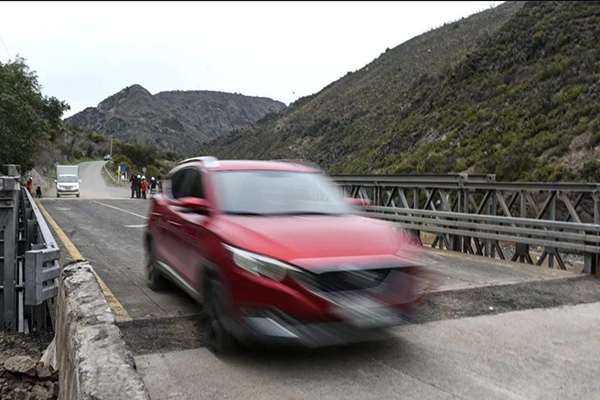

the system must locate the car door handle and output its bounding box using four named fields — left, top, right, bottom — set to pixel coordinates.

left=168, top=220, right=182, bottom=227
